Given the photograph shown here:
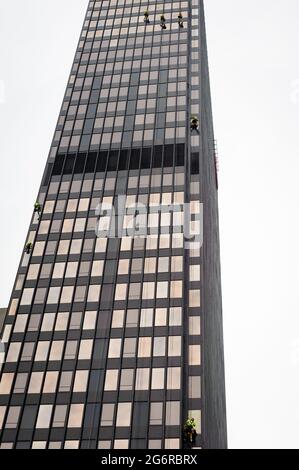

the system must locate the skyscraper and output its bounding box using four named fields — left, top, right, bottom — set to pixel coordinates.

left=0, top=0, right=226, bottom=450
